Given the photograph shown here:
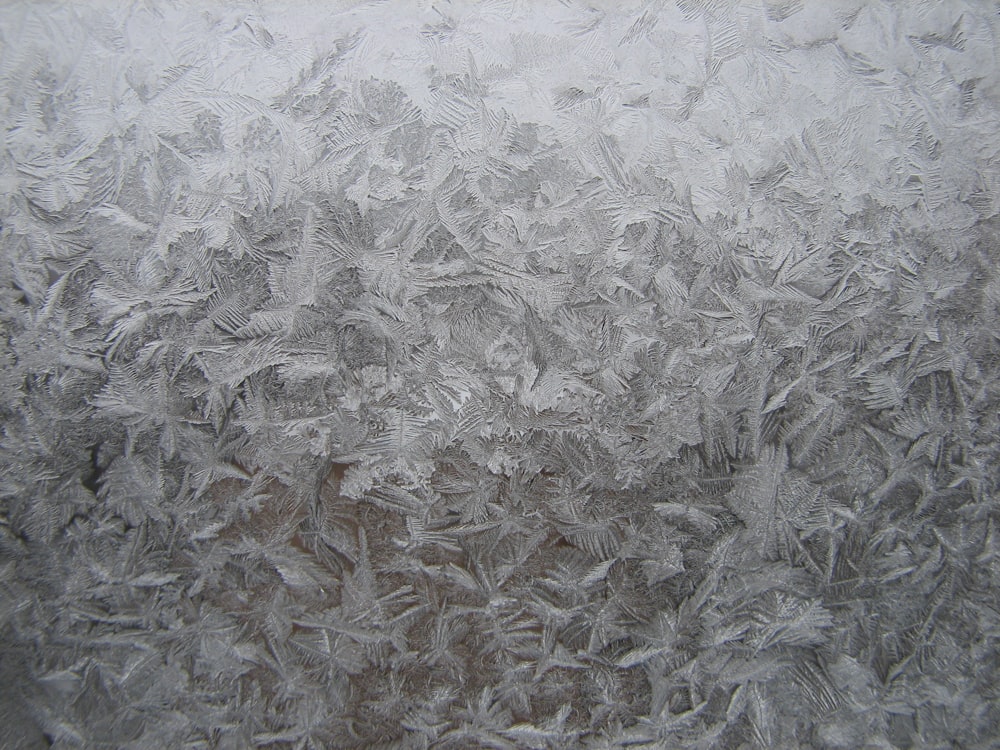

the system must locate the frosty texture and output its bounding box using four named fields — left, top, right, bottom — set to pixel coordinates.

left=1, top=2, right=998, bottom=748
